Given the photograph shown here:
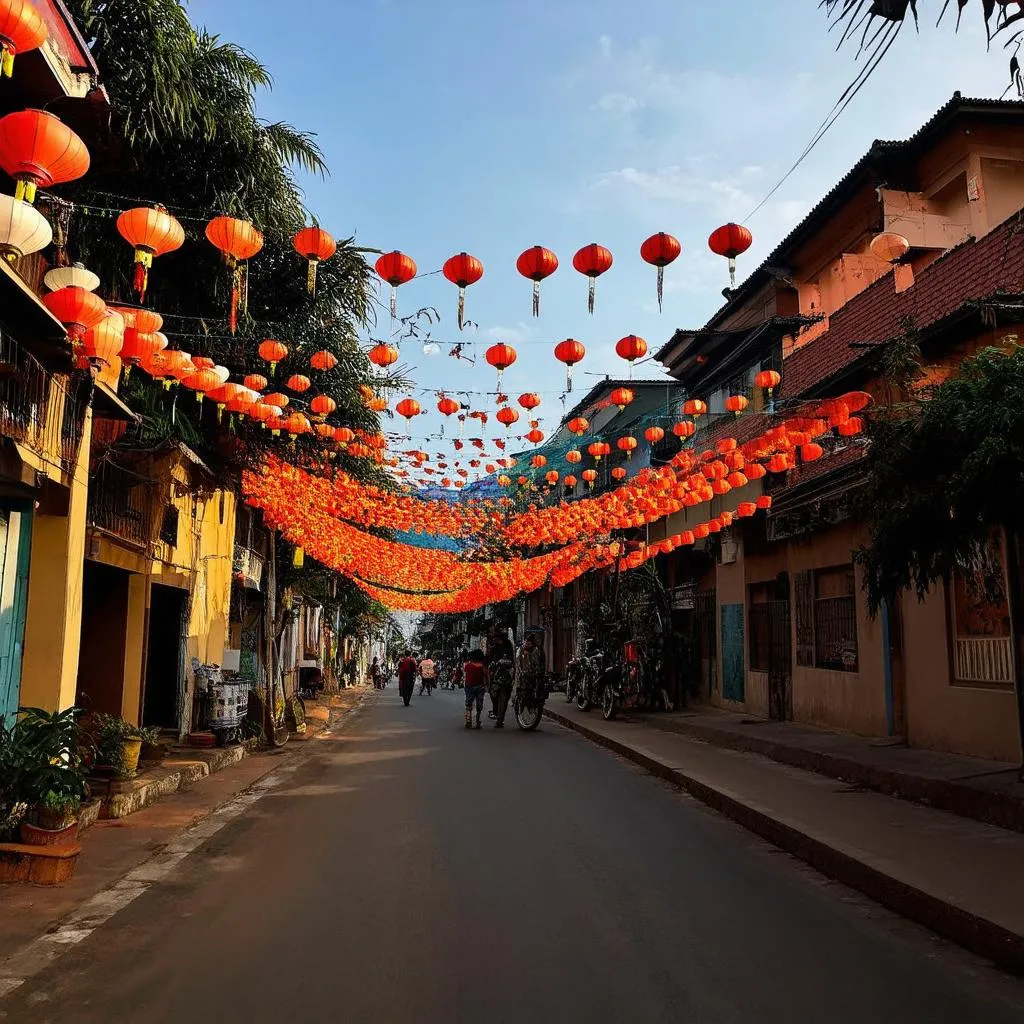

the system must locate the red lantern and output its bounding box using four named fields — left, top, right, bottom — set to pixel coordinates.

left=258, top=339, right=288, bottom=374
left=673, top=420, right=695, bottom=439
left=644, top=426, right=665, bottom=444
left=531, top=454, right=547, bottom=469
left=756, top=495, right=773, bottom=510
left=309, top=394, right=336, bottom=418
left=564, top=475, right=577, bottom=489
left=442, top=252, right=483, bottom=329
left=244, top=373, right=268, bottom=392
left=0, top=110, right=89, bottom=203
left=616, top=435, right=638, bottom=458
left=334, top=426, right=355, bottom=445
left=801, top=442, right=824, bottom=463
left=81, top=309, right=124, bottom=371
left=587, top=441, right=610, bottom=462
left=518, top=392, right=540, bottom=411
left=438, top=396, right=461, bottom=417
left=310, top=349, right=337, bottom=372
left=582, top=468, right=598, bottom=488
left=554, top=338, right=586, bottom=392
left=725, top=395, right=749, bottom=415
left=566, top=449, right=582, bottom=464
left=284, top=412, right=311, bottom=438
left=708, top=222, right=753, bottom=288
left=609, top=387, right=633, bottom=411
left=496, top=406, right=519, bottom=429
left=755, top=369, right=781, bottom=394
left=116, top=206, right=184, bottom=300
left=368, top=343, right=399, bottom=369
left=375, top=250, right=417, bottom=319
left=526, top=428, right=544, bottom=444
left=264, top=392, right=289, bottom=409
left=0, top=1, right=47, bottom=78
left=396, top=397, right=421, bottom=430
left=205, top=216, right=264, bottom=334
left=640, top=232, right=681, bottom=312
left=572, top=243, right=613, bottom=314
left=43, top=286, right=106, bottom=357
left=516, top=245, right=558, bottom=317
left=567, top=416, right=589, bottom=436
left=286, top=374, right=311, bottom=393
left=615, top=335, right=647, bottom=377
left=485, top=342, right=517, bottom=388
left=683, top=398, right=707, bottom=417
left=294, top=225, right=336, bottom=294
